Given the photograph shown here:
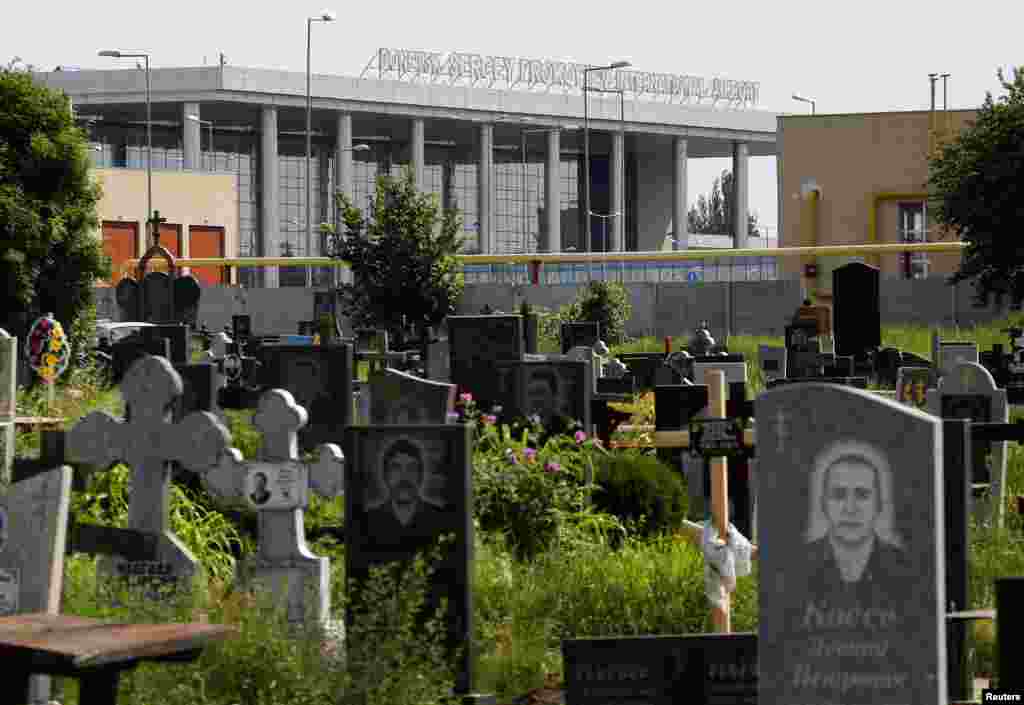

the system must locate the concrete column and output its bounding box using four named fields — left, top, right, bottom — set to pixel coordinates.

left=261, top=106, right=280, bottom=288
left=478, top=123, right=493, bottom=254
left=611, top=130, right=625, bottom=251
left=543, top=129, right=561, bottom=253
left=411, top=118, right=425, bottom=191
left=442, top=159, right=454, bottom=211
left=673, top=137, right=689, bottom=251
left=335, top=112, right=353, bottom=210
left=183, top=103, right=201, bottom=171
left=732, top=141, right=750, bottom=250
